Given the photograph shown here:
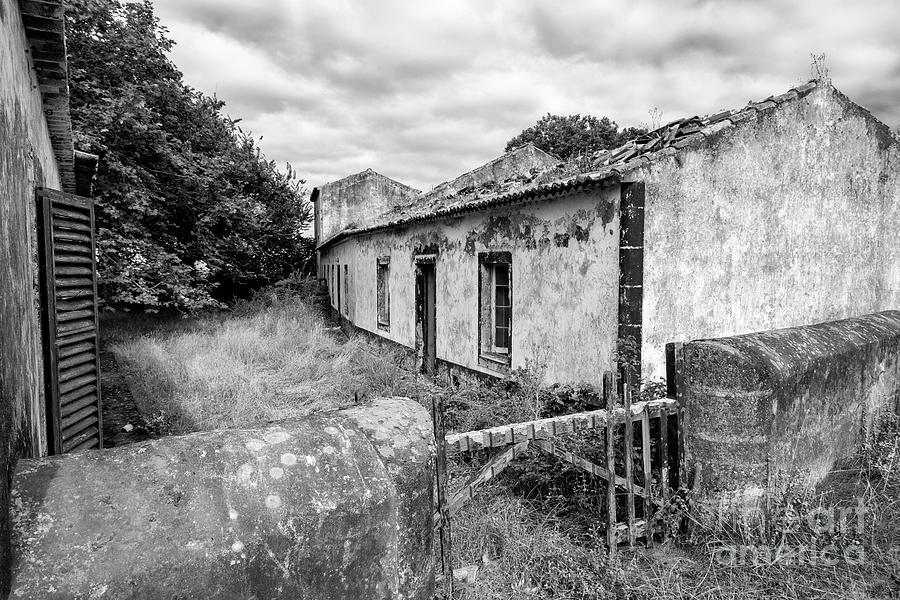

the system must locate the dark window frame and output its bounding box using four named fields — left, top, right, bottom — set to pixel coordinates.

left=376, top=256, right=390, bottom=331
left=343, top=264, right=349, bottom=317
left=478, top=251, right=512, bottom=371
